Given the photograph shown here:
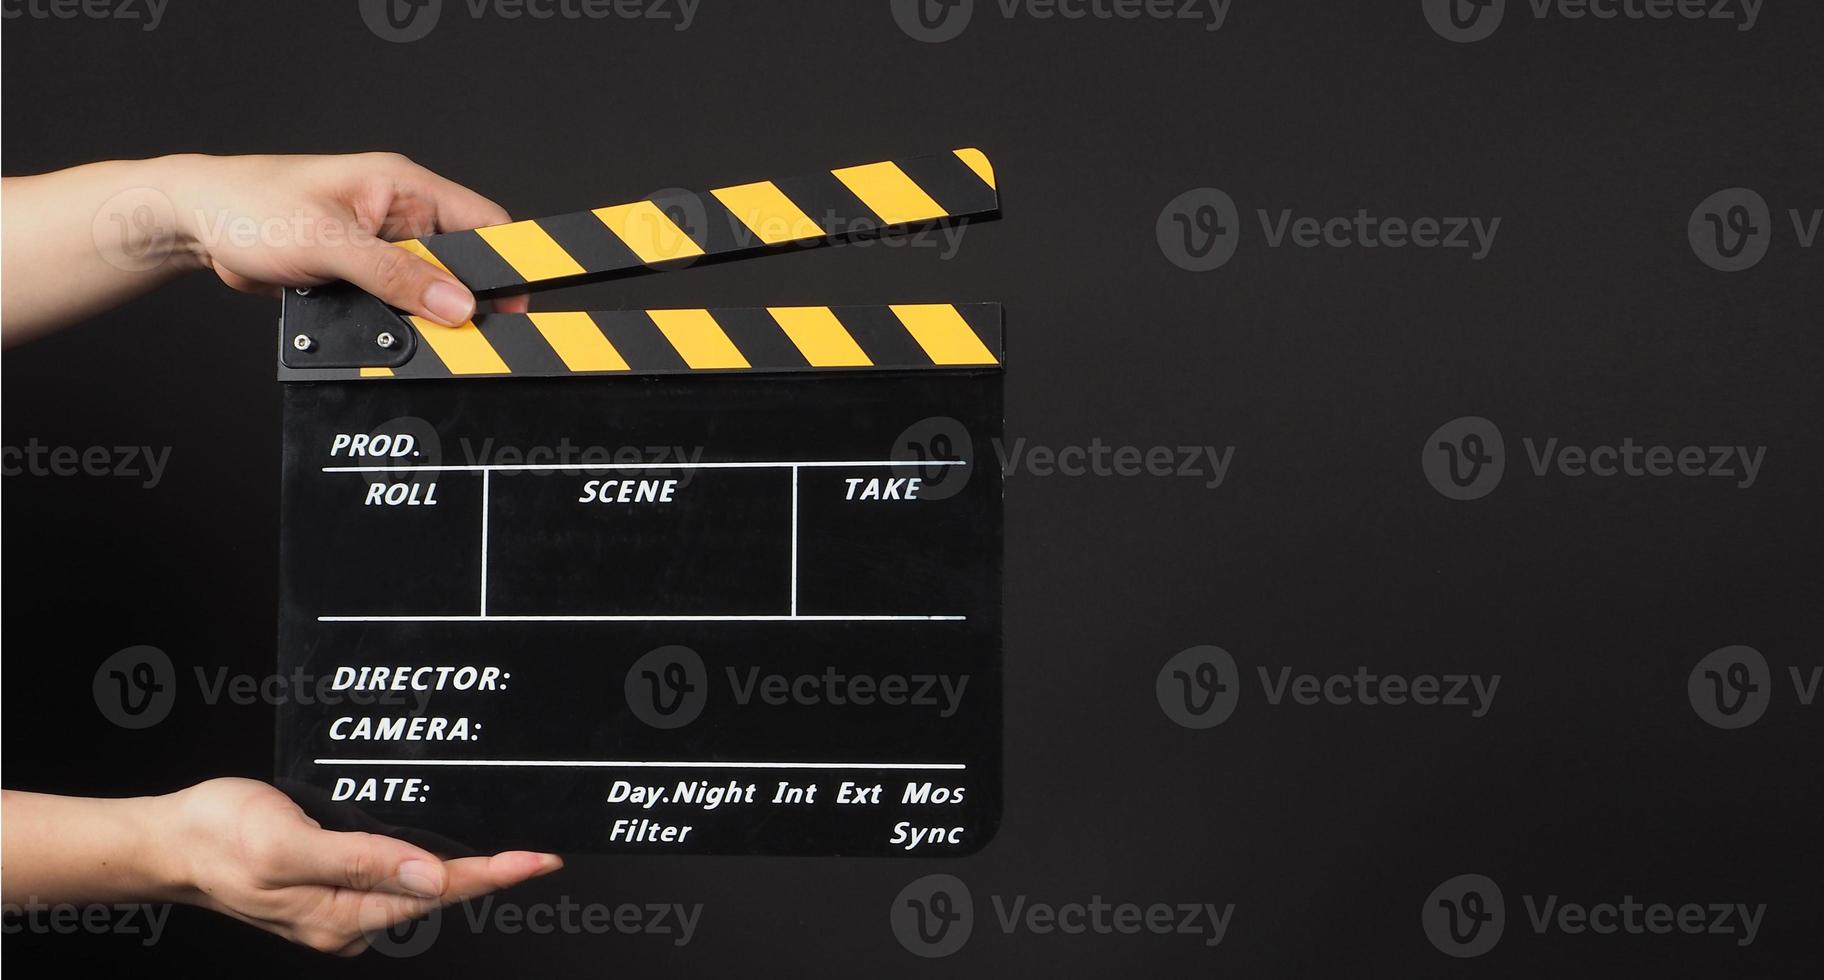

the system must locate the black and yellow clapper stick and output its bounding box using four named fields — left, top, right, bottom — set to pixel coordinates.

left=274, top=149, right=1004, bottom=857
